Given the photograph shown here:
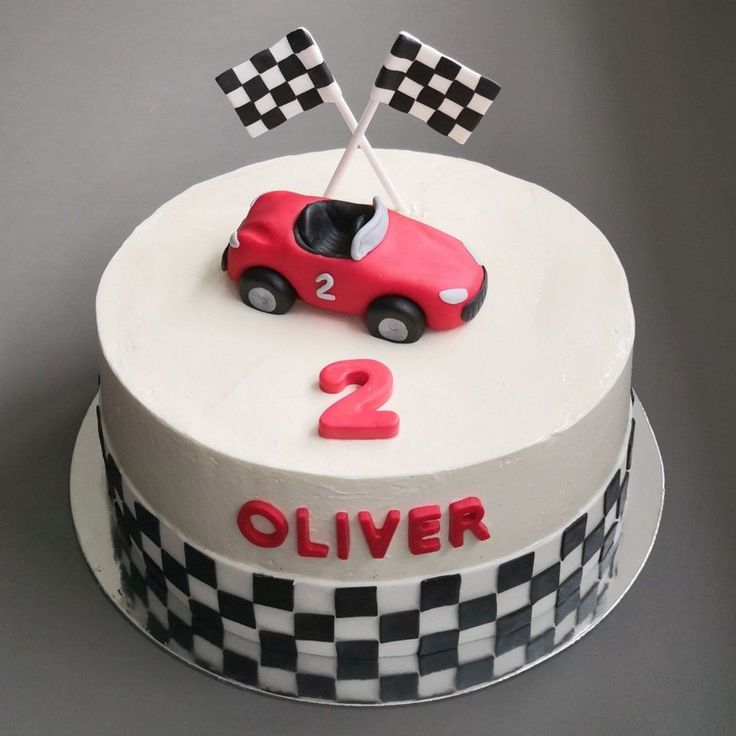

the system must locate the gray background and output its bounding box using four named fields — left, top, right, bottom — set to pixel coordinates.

left=1, top=1, right=734, bottom=733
